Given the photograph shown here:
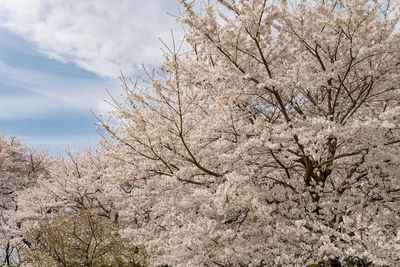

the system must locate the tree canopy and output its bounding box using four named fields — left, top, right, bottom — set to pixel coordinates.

left=100, top=0, right=400, bottom=265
